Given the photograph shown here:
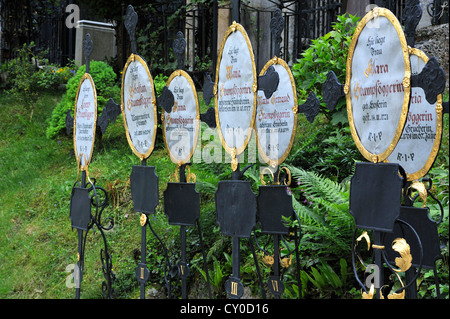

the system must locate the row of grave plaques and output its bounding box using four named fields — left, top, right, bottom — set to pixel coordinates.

left=69, top=2, right=447, bottom=299
left=119, top=4, right=307, bottom=299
